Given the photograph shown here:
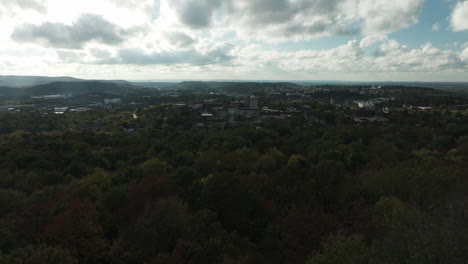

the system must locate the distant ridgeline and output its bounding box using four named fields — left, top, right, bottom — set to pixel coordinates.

left=0, top=75, right=84, bottom=87
left=0, top=81, right=135, bottom=98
